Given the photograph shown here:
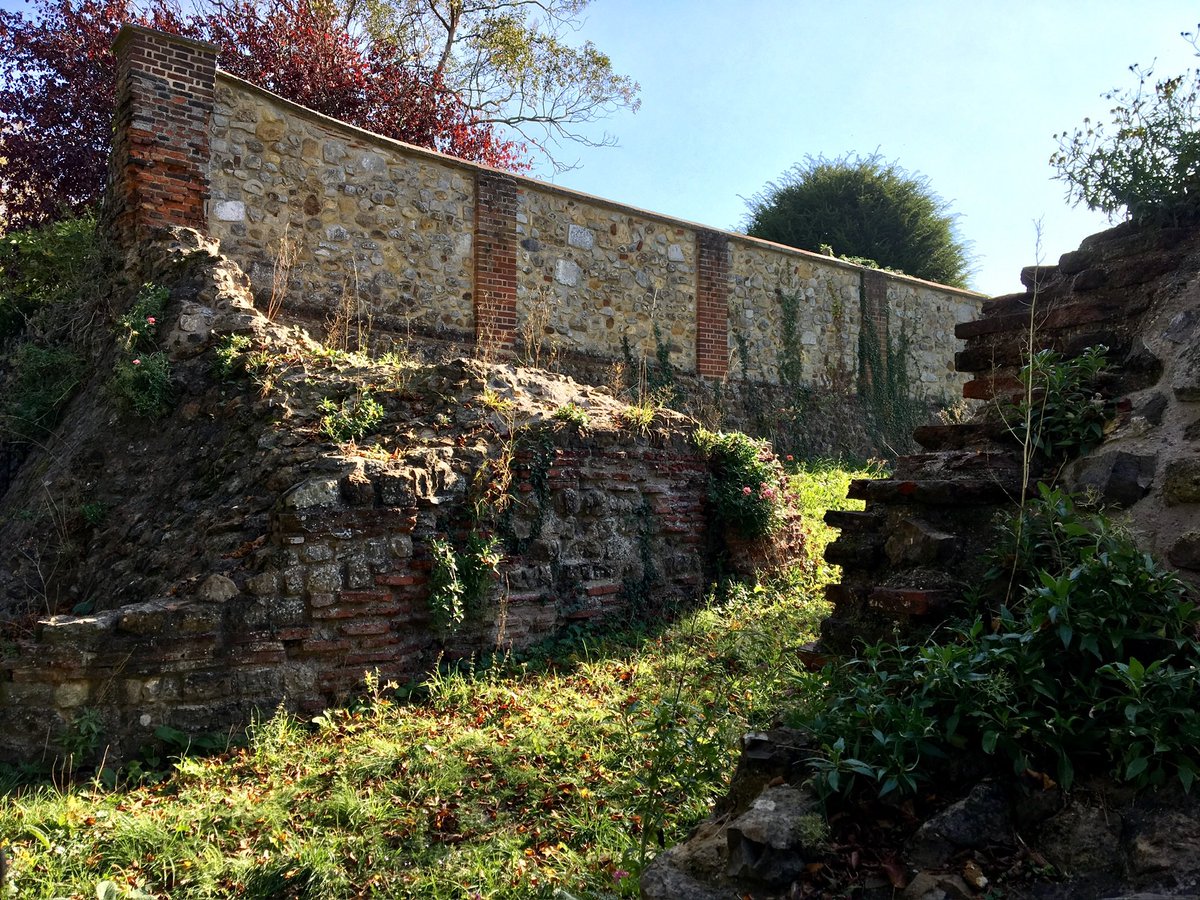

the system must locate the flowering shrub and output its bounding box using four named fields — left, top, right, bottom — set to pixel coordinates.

left=695, top=428, right=789, bottom=539
left=111, top=283, right=173, bottom=417
left=112, top=352, right=172, bottom=417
